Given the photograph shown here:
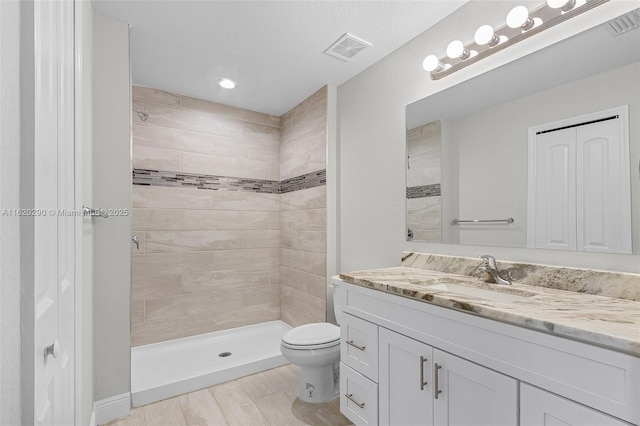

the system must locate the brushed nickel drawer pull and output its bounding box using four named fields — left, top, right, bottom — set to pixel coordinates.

left=420, top=356, right=428, bottom=390
left=346, top=340, right=366, bottom=351
left=346, top=393, right=365, bottom=408
left=434, top=363, right=442, bottom=399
